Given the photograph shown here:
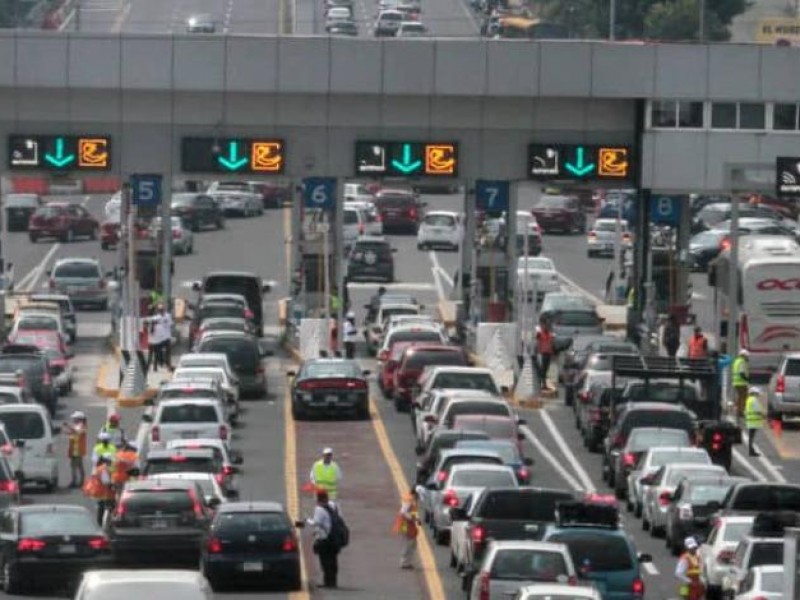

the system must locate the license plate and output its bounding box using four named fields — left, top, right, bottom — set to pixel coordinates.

left=181, top=431, right=198, bottom=439
left=150, top=519, right=168, bottom=529
left=242, top=562, right=263, bottom=572
left=59, top=544, right=77, bottom=554
left=325, top=395, right=339, bottom=404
